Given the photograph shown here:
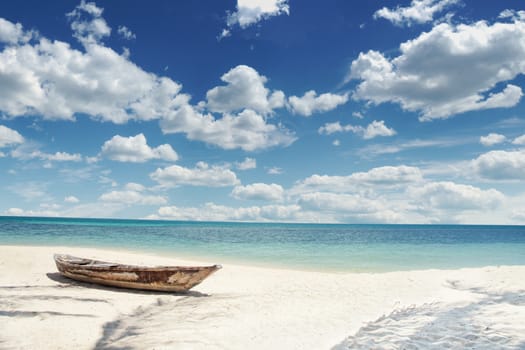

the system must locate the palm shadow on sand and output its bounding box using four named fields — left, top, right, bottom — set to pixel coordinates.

left=332, top=283, right=525, bottom=350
